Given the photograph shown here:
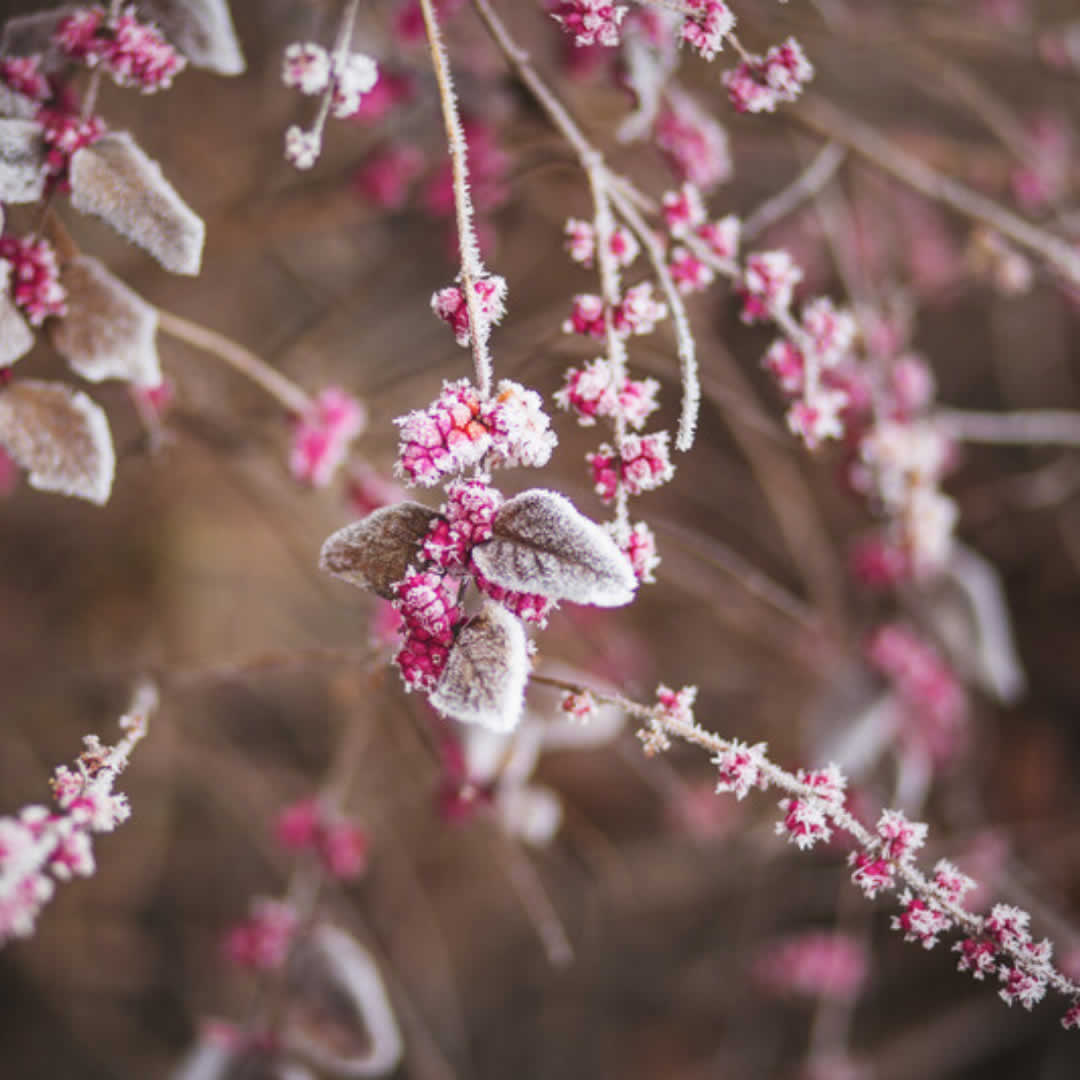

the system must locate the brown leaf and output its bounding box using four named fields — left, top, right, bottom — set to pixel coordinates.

left=284, top=925, right=403, bottom=1078
left=69, top=132, right=205, bottom=275
left=430, top=601, right=529, bottom=731
left=319, top=502, right=441, bottom=599
left=51, top=256, right=161, bottom=387
left=471, top=488, right=637, bottom=607
left=0, top=379, right=115, bottom=504
left=0, top=118, right=46, bottom=203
